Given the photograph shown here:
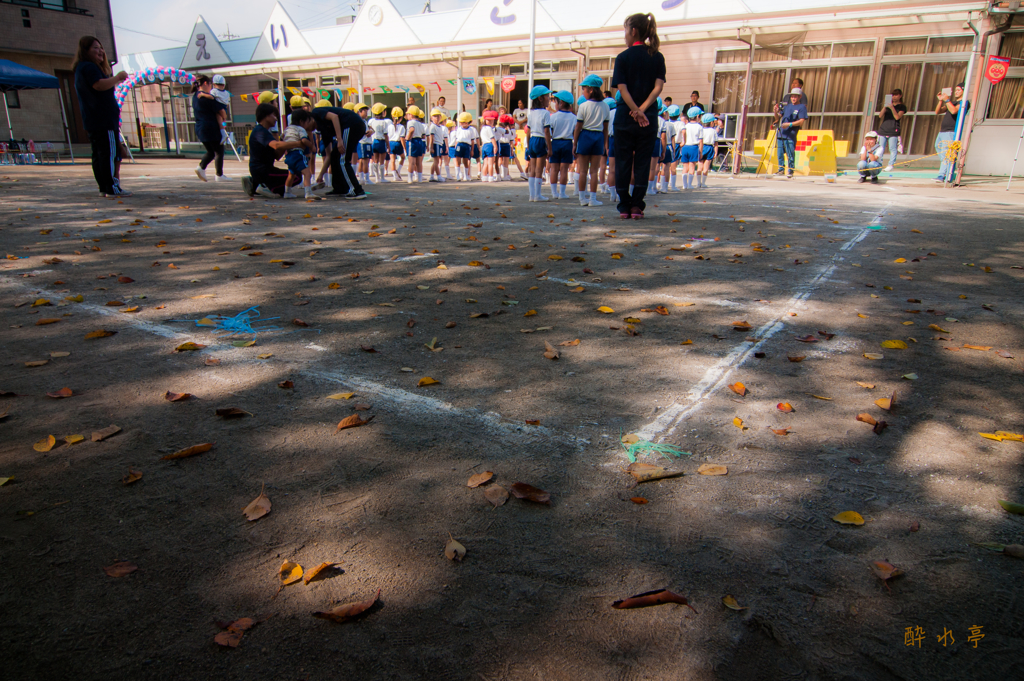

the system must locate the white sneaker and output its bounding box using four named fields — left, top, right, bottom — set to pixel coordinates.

left=520, top=172, right=528, bottom=181
left=579, top=191, right=589, bottom=206
left=214, top=174, right=229, bottom=182
left=195, top=167, right=207, bottom=182
left=304, top=191, right=314, bottom=199
left=884, top=165, right=894, bottom=172
left=282, top=190, right=296, bottom=199
left=535, top=194, right=549, bottom=202
left=588, top=196, right=603, bottom=207
left=255, top=185, right=276, bottom=198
